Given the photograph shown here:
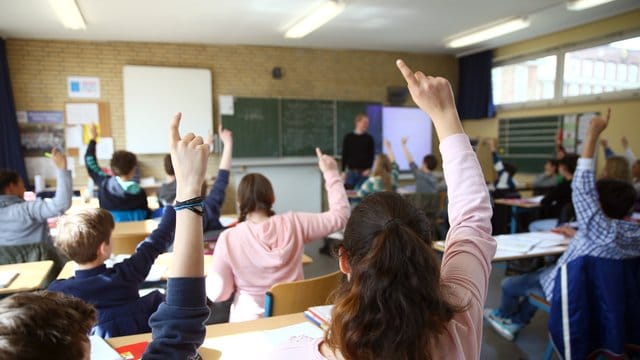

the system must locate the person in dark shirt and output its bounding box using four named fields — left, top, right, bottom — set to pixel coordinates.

left=341, top=113, right=374, bottom=190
